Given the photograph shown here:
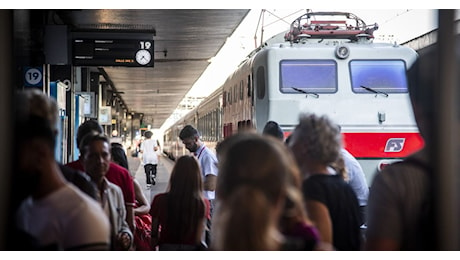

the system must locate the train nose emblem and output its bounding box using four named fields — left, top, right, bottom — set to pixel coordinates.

left=384, top=138, right=406, bottom=152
